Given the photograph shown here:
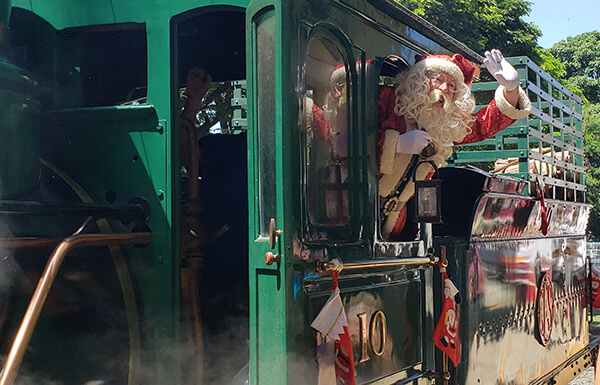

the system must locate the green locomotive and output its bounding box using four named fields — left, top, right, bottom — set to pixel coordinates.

left=0, top=0, right=594, bottom=384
